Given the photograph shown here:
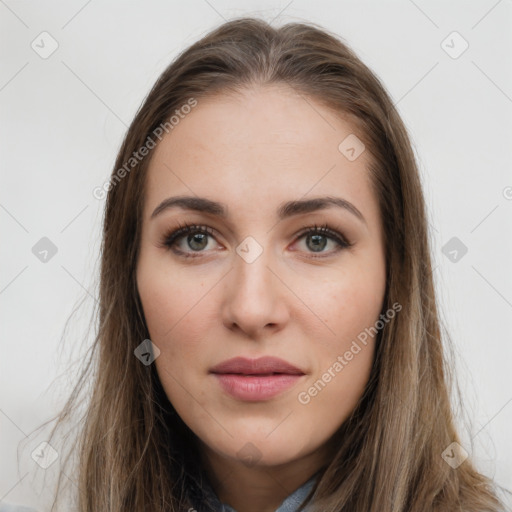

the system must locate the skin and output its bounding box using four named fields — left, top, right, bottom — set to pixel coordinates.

left=136, top=84, right=386, bottom=512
